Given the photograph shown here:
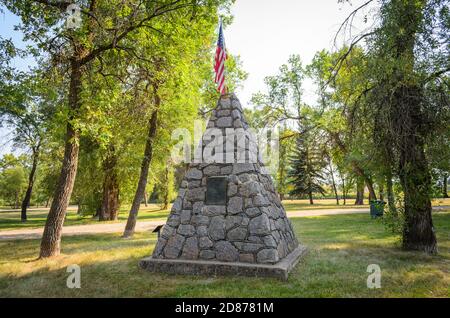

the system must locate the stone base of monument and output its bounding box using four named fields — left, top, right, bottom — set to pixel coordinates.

left=139, top=245, right=307, bottom=281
